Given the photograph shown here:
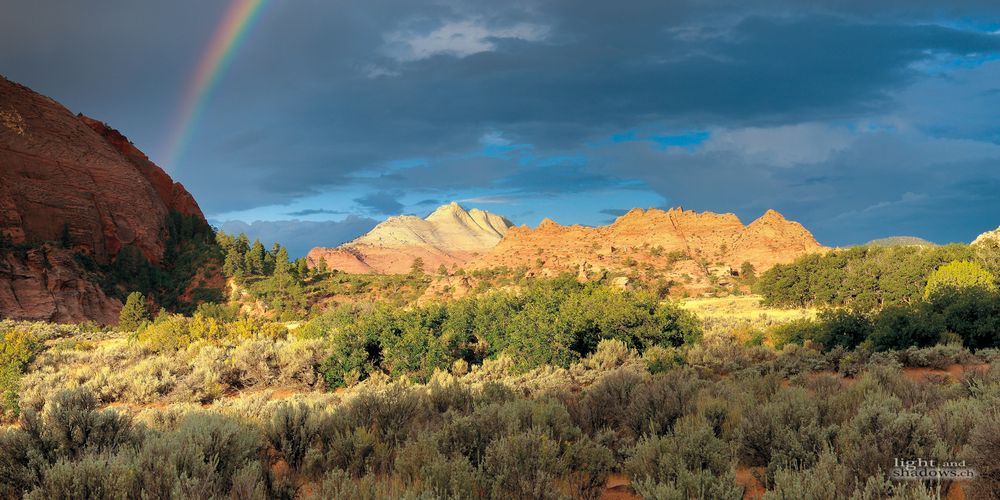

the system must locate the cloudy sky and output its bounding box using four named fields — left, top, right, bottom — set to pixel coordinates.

left=3, top=0, right=1000, bottom=255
